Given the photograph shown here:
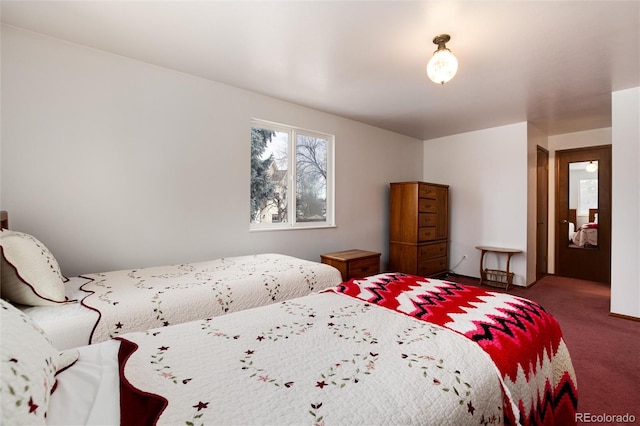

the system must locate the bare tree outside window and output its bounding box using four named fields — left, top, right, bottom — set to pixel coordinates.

left=296, top=135, right=327, bottom=222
